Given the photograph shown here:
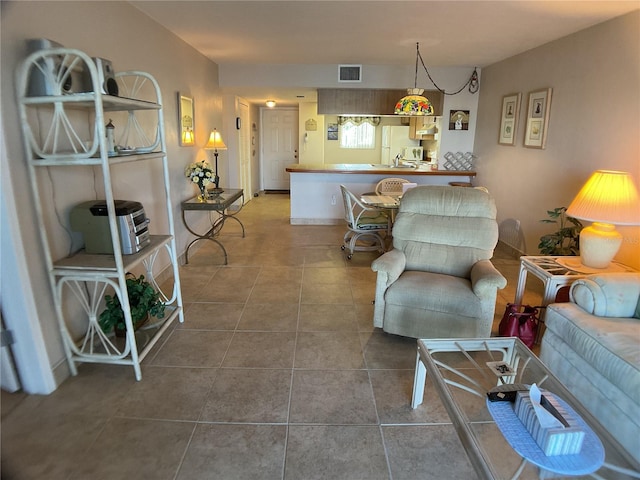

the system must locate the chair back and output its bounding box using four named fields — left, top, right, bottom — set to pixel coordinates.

left=340, top=185, right=388, bottom=231
left=340, top=185, right=359, bottom=228
left=392, top=186, right=499, bottom=277
left=375, top=178, right=410, bottom=196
